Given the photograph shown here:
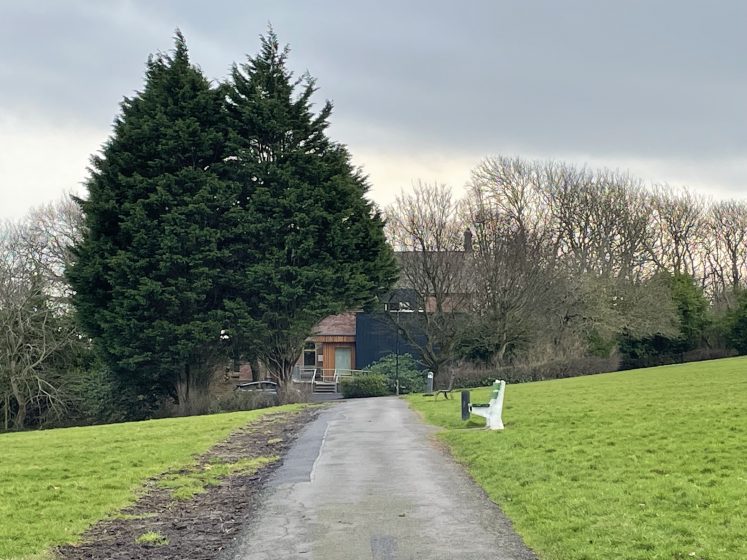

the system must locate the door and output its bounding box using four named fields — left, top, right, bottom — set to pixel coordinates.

left=334, top=346, right=352, bottom=371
